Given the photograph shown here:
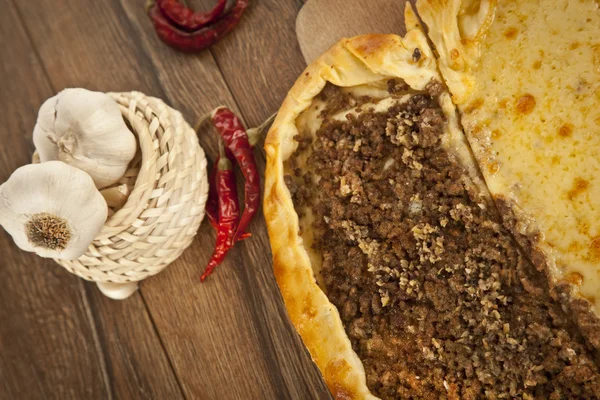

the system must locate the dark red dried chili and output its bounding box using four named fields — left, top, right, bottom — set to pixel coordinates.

left=205, top=150, right=242, bottom=232
left=147, top=0, right=248, bottom=53
left=201, top=143, right=239, bottom=282
left=157, top=0, right=226, bottom=32
left=205, top=161, right=219, bottom=229
left=211, top=107, right=260, bottom=242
